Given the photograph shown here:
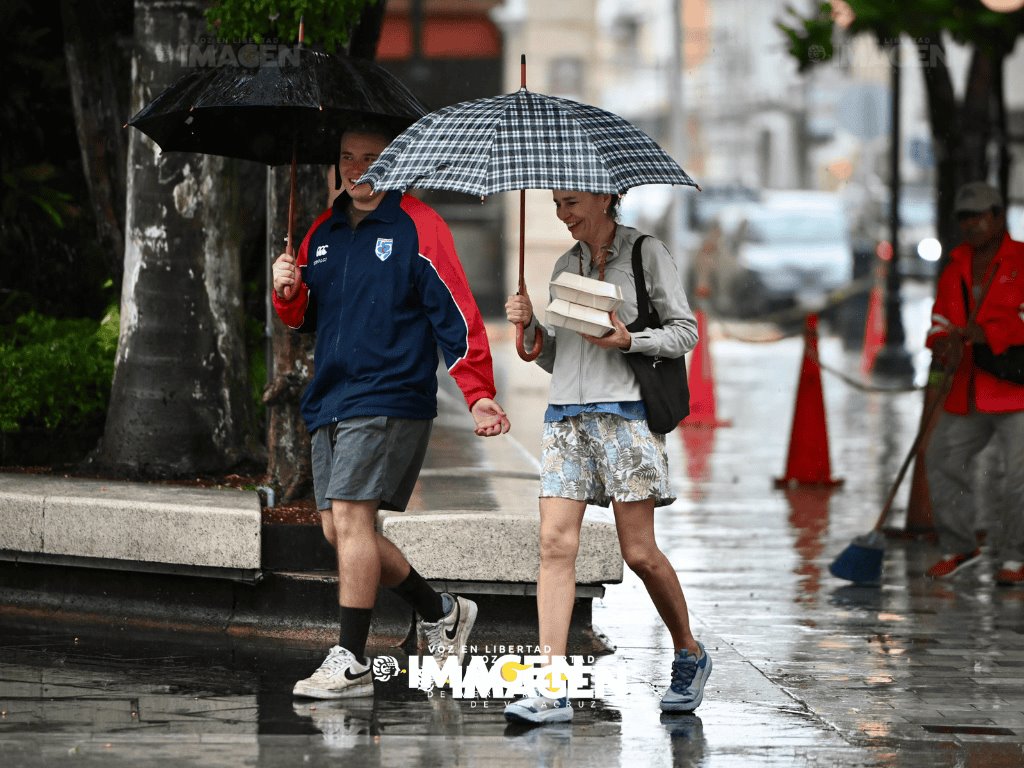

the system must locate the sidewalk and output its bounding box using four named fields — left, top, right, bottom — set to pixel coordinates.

left=2, top=312, right=1024, bottom=766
